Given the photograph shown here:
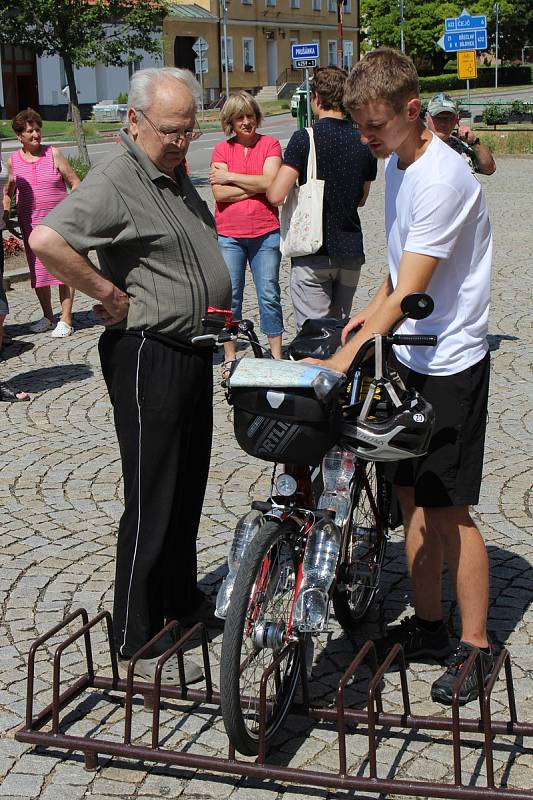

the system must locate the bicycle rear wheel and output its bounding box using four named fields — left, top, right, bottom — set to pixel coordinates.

left=333, top=461, right=390, bottom=630
left=220, top=519, right=302, bottom=756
